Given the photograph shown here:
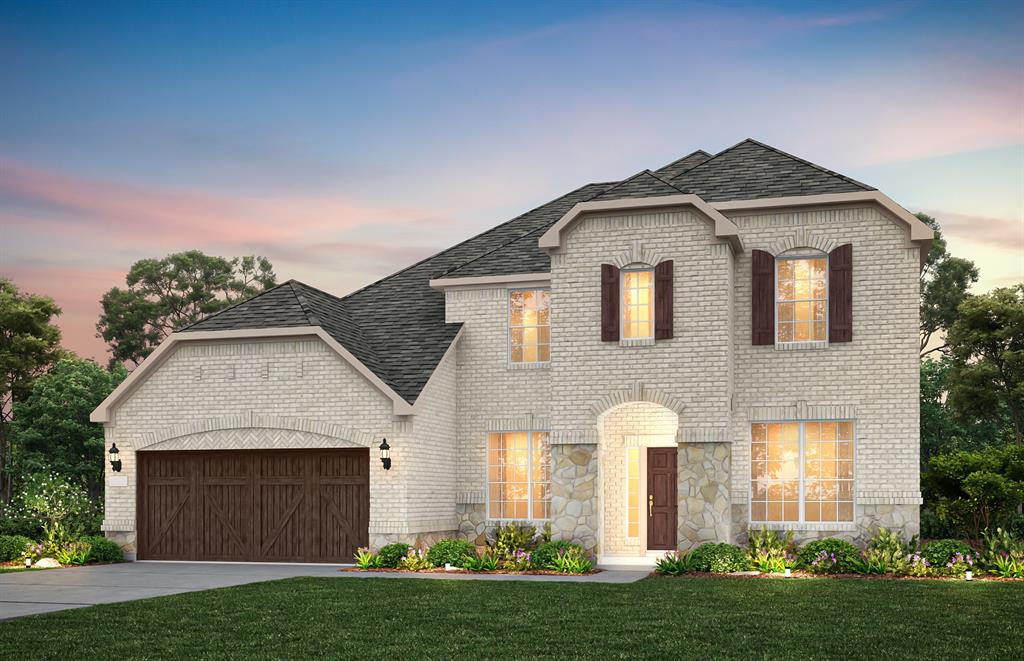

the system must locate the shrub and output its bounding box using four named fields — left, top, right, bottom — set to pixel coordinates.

left=689, top=543, right=750, bottom=573
left=54, top=540, right=91, bottom=566
left=461, top=548, right=499, bottom=571
left=547, top=545, right=592, bottom=574
left=426, top=538, right=476, bottom=567
left=906, top=552, right=932, bottom=577
left=796, top=538, right=859, bottom=573
left=397, top=547, right=432, bottom=571
left=920, top=539, right=973, bottom=568
left=980, top=528, right=1024, bottom=578
left=81, top=535, right=123, bottom=563
left=857, top=527, right=917, bottom=575
left=532, top=540, right=575, bottom=569
left=0, top=535, right=33, bottom=562
left=5, top=473, right=98, bottom=549
left=377, top=543, right=411, bottom=568
left=748, top=527, right=795, bottom=574
left=655, top=550, right=697, bottom=576
left=502, top=549, right=533, bottom=571
left=488, top=522, right=541, bottom=560
left=354, top=547, right=380, bottom=569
